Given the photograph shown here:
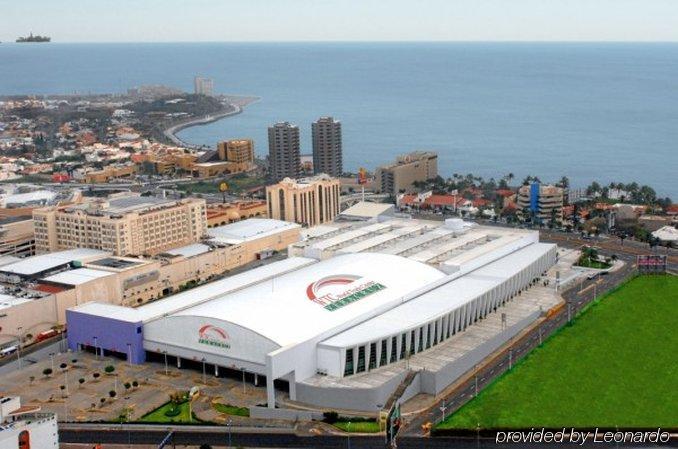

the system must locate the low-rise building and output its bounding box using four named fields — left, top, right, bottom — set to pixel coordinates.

left=0, top=216, right=35, bottom=257
left=266, top=174, right=341, bottom=226
left=83, top=163, right=137, bottom=183
left=206, top=201, right=267, bottom=227
left=375, top=151, right=438, bottom=196
left=0, top=396, right=58, bottom=449
left=0, top=219, right=301, bottom=346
